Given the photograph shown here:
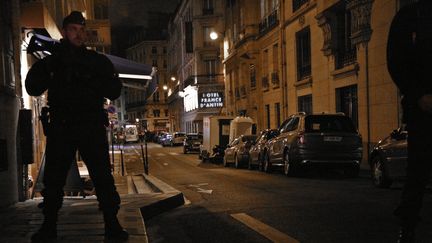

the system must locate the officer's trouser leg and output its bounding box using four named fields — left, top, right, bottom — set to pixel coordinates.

left=396, top=126, right=432, bottom=227
left=78, top=125, right=127, bottom=239
left=32, top=130, right=76, bottom=242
